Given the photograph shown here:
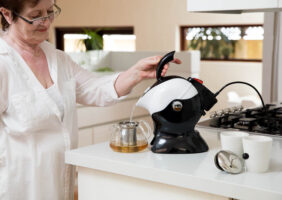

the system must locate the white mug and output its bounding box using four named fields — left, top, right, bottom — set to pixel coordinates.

left=220, top=131, right=249, bottom=156
left=242, top=135, right=273, bottom=173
